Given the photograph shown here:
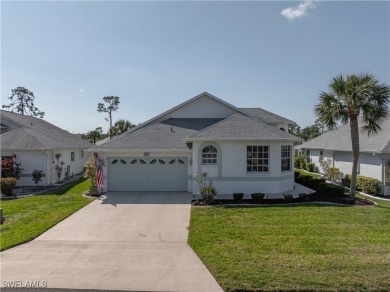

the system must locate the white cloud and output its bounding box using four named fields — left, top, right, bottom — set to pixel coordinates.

left=281, top=0, right=316, bottom=20
left=80, top=89, right=85, bottom=93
